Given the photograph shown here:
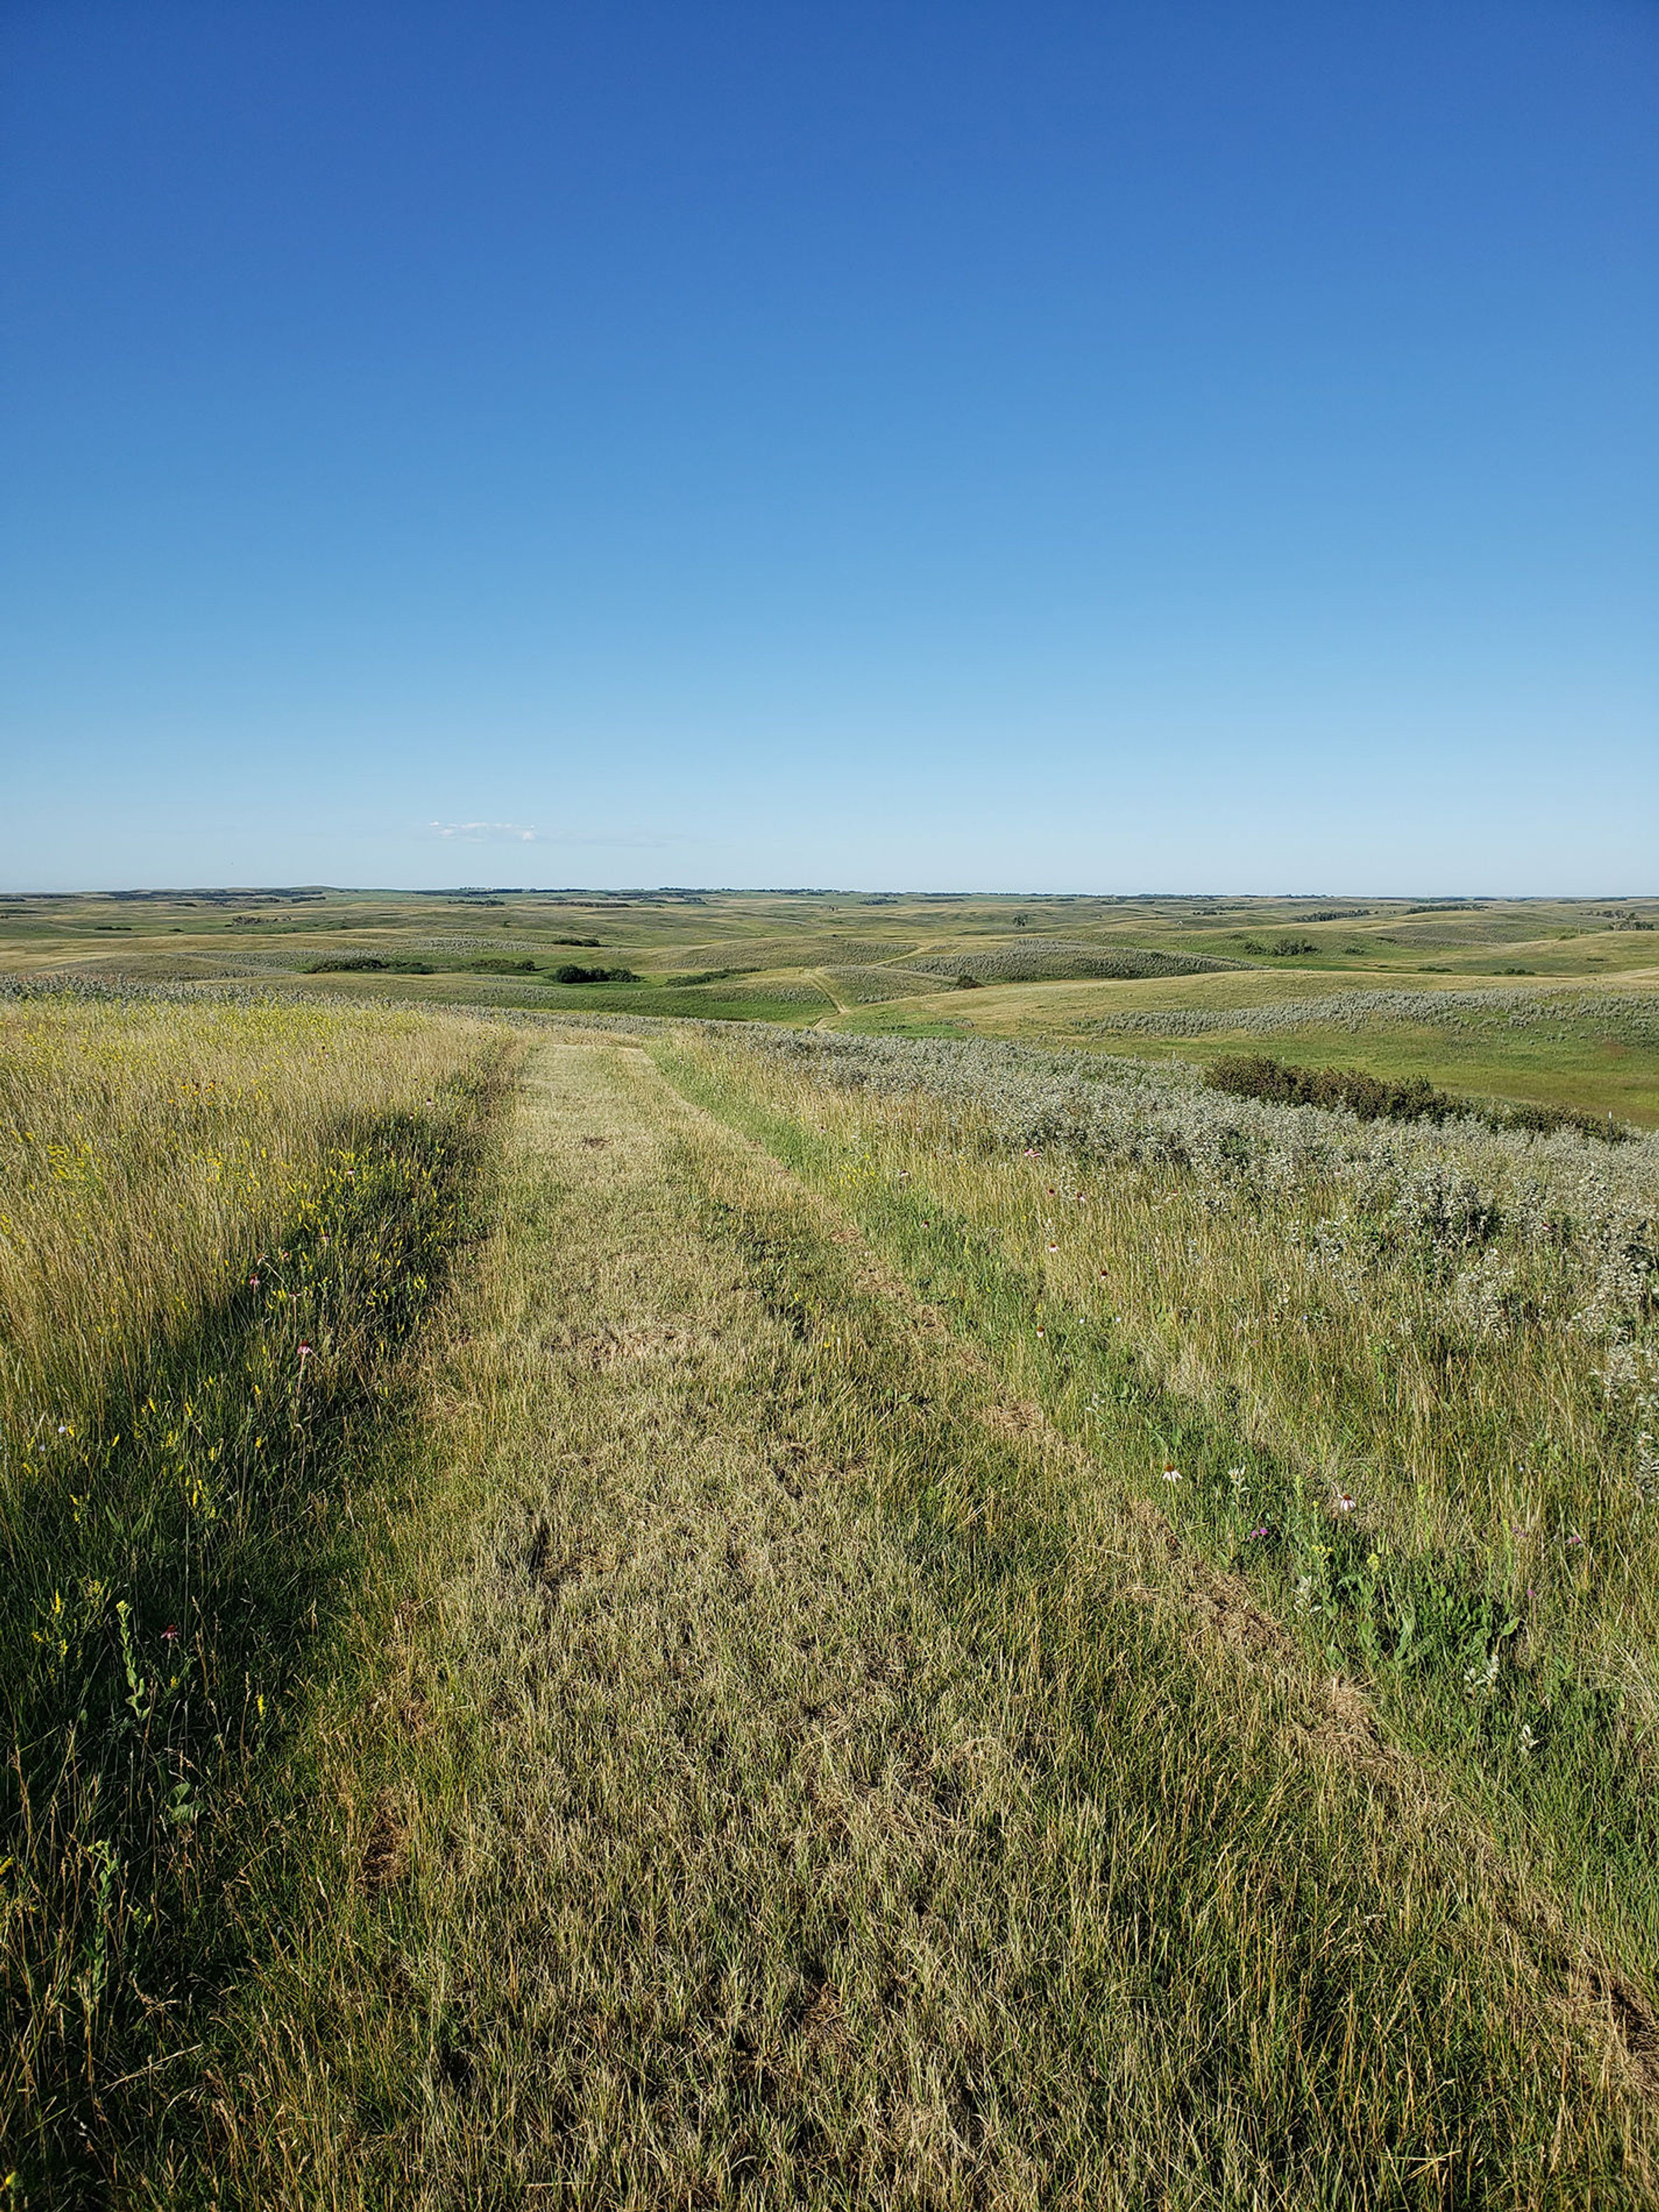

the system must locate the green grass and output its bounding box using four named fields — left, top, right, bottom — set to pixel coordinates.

left=0, top=1001, right=519, bottom=2201
left=167, top=1039, right=1659, bottom=2201
left=658, top=1028, right=1659, bottom=2028
left=8, top=883, right=1656, bottom=1125
left=4, top=976, right=1659, bottom=2200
